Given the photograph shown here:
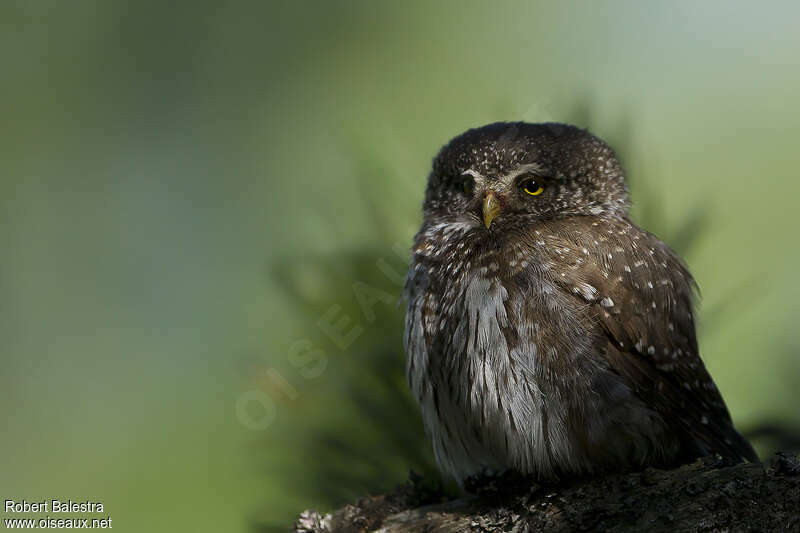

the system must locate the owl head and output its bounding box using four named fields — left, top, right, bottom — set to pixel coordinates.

left=423, top=122, right=630, bottom=229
